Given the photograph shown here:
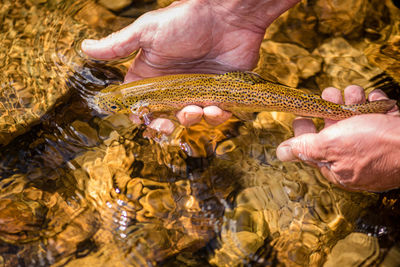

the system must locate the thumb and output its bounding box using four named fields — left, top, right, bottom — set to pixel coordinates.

left=81, top=22, right=142, bottom=60
left=277, top=133, right=327, bottom=163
